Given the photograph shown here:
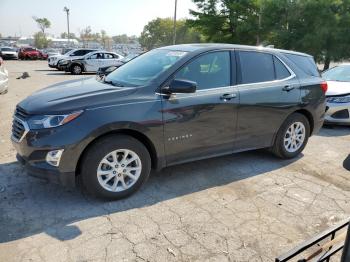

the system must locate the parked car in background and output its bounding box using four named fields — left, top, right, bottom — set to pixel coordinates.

left=12, top=44, right=326, bottom=199
left=322, top=64, right=350, bottom=125
left=96, top=53, right=142, bottom=79
left=48, top=48, right=97, bottom=69
left=0, top=57, right=9, bottom=94
left=41, top=48, right=61, bottom=58
left=0, top=47, right=18, bottom=59
left=18, top=47, right=42, bottom=60
left=59, top=50, right=124, bottom=74
left=37, top=50, right=48, bottom=60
